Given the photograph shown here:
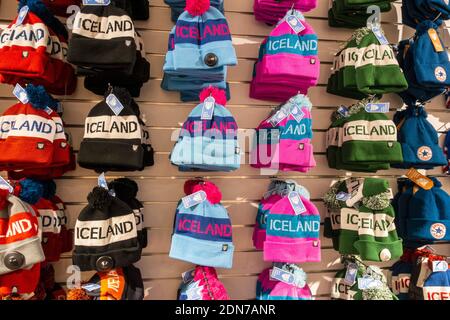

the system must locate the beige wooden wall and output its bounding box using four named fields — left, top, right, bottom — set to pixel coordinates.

left=0, top=0, right=449, bottom=300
